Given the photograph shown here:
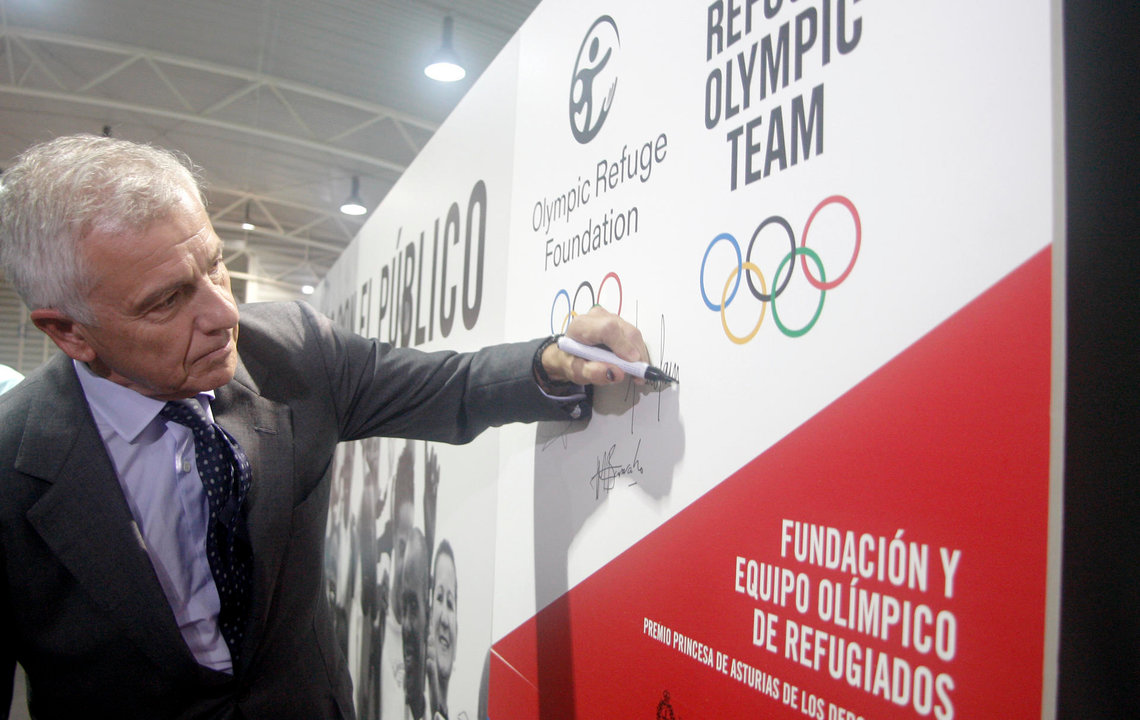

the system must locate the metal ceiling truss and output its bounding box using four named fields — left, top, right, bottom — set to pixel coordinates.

left=0, top=26, right=441, bottom=293
left=0, top=27, right=436, bottom=168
